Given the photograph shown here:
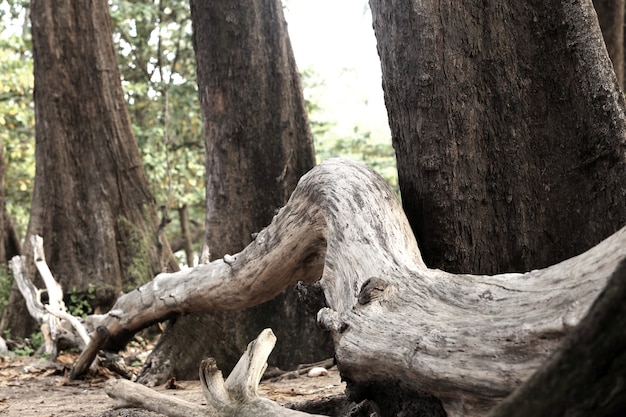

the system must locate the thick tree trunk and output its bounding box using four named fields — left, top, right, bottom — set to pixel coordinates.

left=593, top=0, right=625, bottom=88
left=371, top=0, right=626, bottom=275
left=138, top=0, right=331, bottom=384
left=74, top=159, right=626, bottom=416
left=1, top=0, right=175, bottom=337
left=0, top=138, right=22, bottom=326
